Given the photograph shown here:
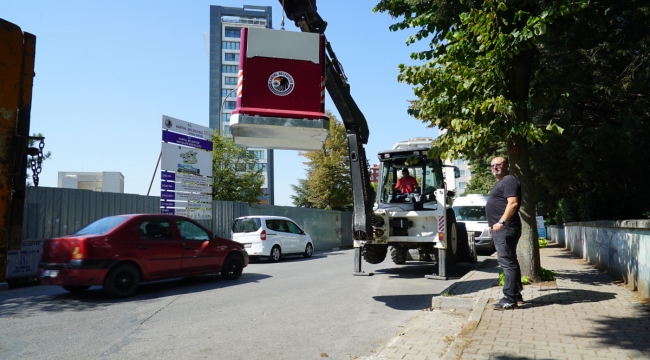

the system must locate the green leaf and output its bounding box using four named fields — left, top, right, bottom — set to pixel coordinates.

left=546, top=123, right=564, bottom=135
left=498, top=3, right=507, bottom=11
